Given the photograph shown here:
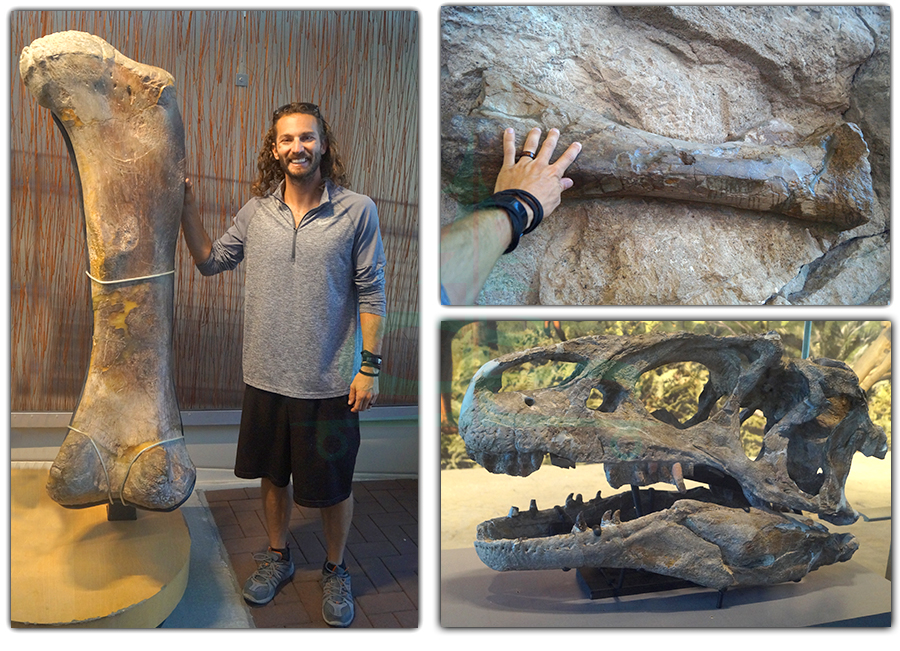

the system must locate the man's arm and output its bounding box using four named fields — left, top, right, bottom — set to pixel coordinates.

left=439, top=208, right=513, bottom=305
left=348, top=312, right=383, bottom=413
left=181, top=177, right=247, bottom=274
left=349, top=197, right=386, bottom=413
left=181, top=178, right=213, bottom=265
left=440, top=127, right=581, bottom=304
